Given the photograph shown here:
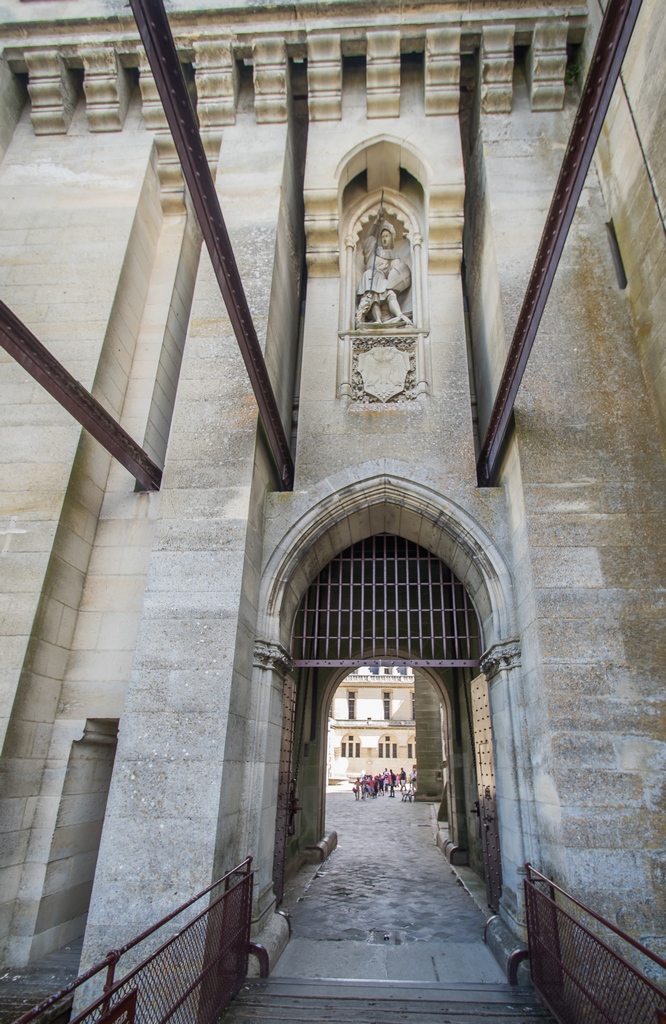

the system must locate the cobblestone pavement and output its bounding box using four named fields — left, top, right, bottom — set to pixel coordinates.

left=275, top=790, right=505, bottom=983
